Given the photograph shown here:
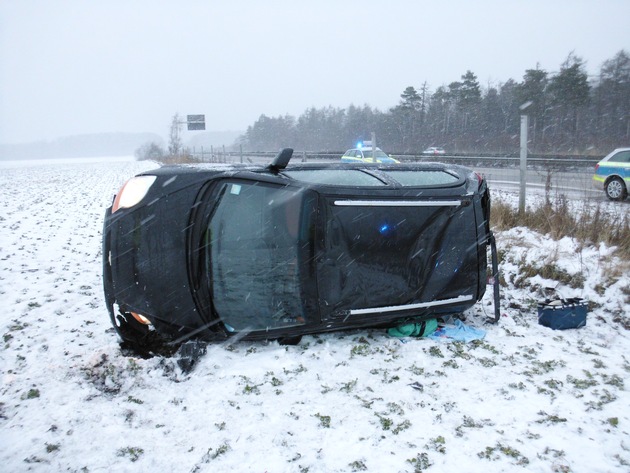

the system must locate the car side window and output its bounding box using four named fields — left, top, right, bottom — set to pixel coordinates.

left=610, top=151, right=630, bottom=163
